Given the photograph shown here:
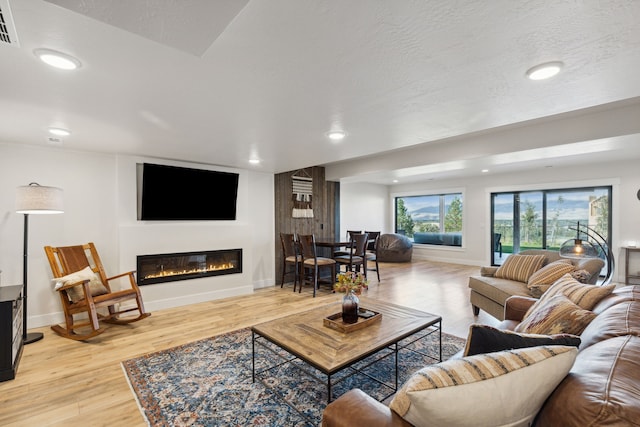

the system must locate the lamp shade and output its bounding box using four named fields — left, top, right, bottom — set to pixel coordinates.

left=559, top=238, right=600, bottom=259
left=16, top=183, right=64, bottom=214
